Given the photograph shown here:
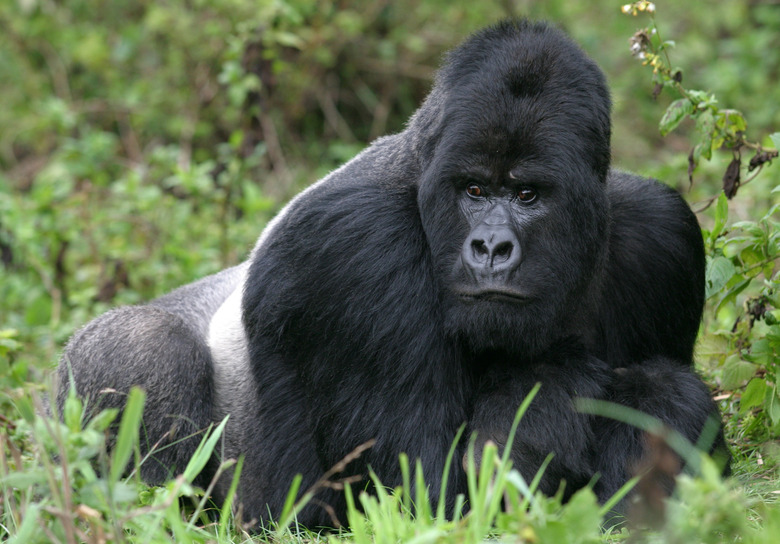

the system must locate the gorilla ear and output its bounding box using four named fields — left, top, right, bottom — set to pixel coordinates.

left=407, top=86, right=448, bottom=164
